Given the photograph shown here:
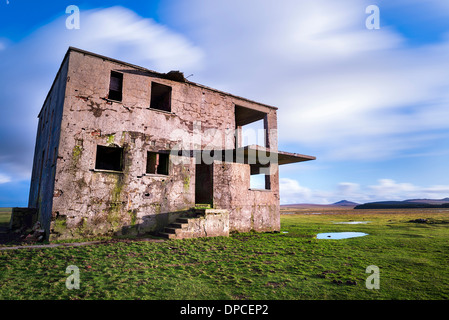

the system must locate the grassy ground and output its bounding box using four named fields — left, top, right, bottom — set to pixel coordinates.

left=0, top=209, right=448, bottom=300
left=0, top=208, right=11, bottom=228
